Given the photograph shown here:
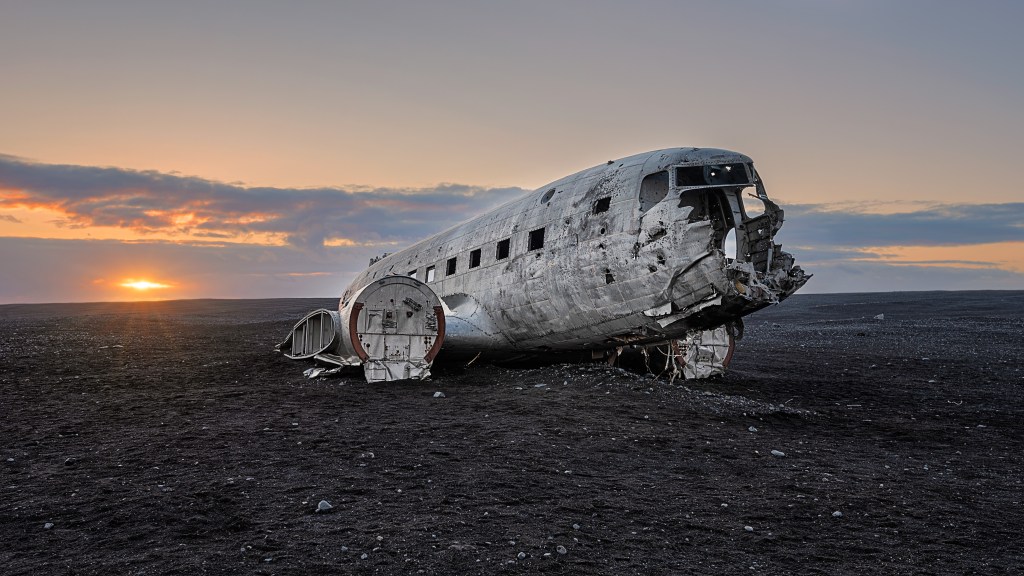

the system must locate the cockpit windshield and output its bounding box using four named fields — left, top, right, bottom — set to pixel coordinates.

left=674, top=163, right=753, bottom=187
